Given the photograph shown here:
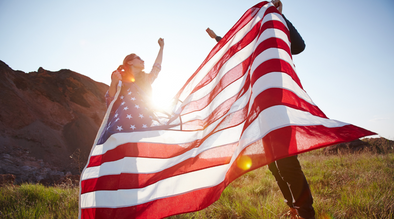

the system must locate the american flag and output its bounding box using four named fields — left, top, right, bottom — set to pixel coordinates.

left=79, top=1, right=375, bottom=218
